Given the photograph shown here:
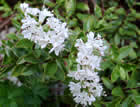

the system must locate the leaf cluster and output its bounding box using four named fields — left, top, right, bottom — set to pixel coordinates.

left=0, top=0, right=140, bottom=106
